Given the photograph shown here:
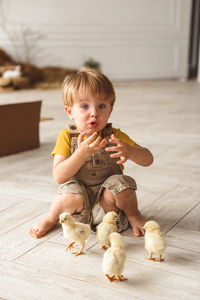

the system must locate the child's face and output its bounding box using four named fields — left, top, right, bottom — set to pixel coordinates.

left=65, top=89, right=113, bottom=137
